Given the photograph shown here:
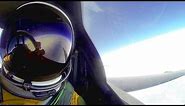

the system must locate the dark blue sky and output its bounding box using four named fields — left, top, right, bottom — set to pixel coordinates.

left=82, top=1, right=185, bottom=55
